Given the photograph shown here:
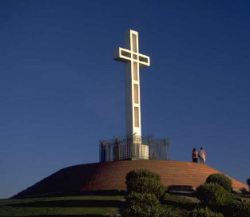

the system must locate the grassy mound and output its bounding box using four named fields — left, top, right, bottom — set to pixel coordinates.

left=0, top=195, right=124, bottom=217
